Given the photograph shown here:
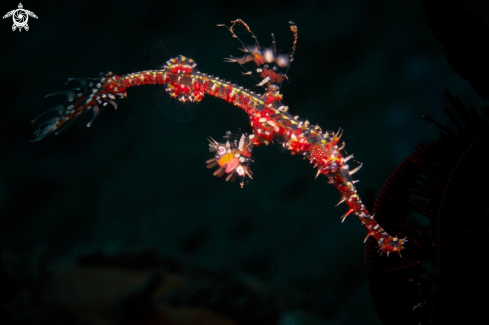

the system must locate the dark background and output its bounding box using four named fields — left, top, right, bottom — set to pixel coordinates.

left=1, top=0, right=487, bottom=324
